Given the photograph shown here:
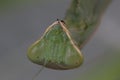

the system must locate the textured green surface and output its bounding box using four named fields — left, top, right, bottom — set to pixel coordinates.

left=27, top=21, right=83, bottom=70
left=65, top=0, right=111, bottom=48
